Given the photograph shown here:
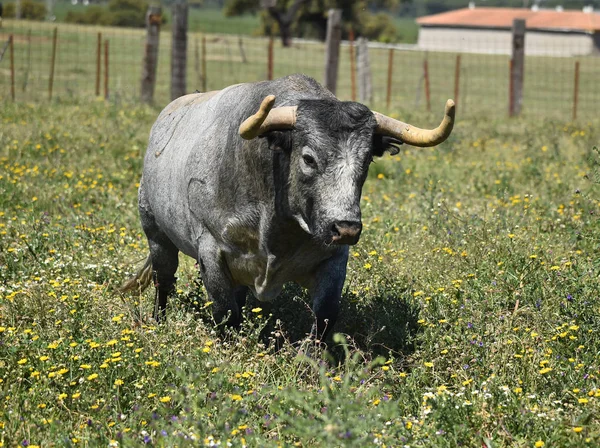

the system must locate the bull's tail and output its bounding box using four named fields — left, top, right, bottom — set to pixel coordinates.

left=118, top=256, right=153, bottom=293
